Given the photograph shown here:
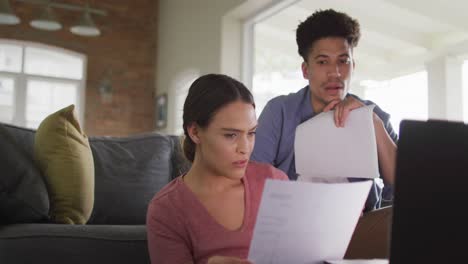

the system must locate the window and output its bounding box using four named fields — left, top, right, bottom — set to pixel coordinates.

left=0, top=43, right=22, bottom=72
left=24, top=47, right=83, bottom=79
left=0, top=40, right=85, bottom=128
left=252, top=24, right=307, bottom=116
left=0, top=76, right=15, bottom=122
left=253, top=22, right=428, bottom=134
left=362, top=71, right=428, bottom=134
left=25, top=79, right=79, bottom=128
